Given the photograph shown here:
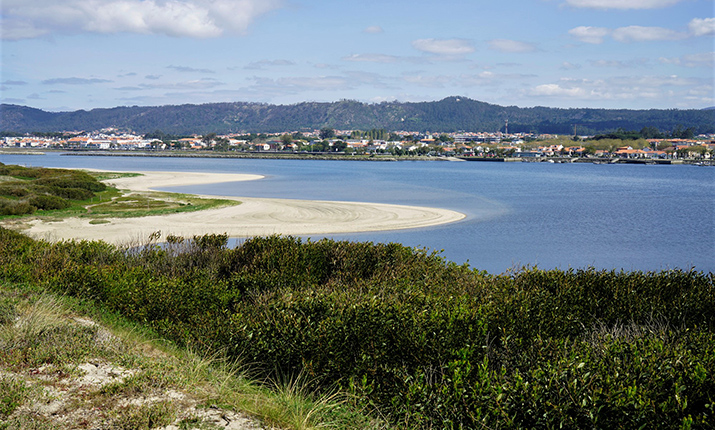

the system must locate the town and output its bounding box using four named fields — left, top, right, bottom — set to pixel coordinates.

left=2, top=127, right=714, bottom=162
